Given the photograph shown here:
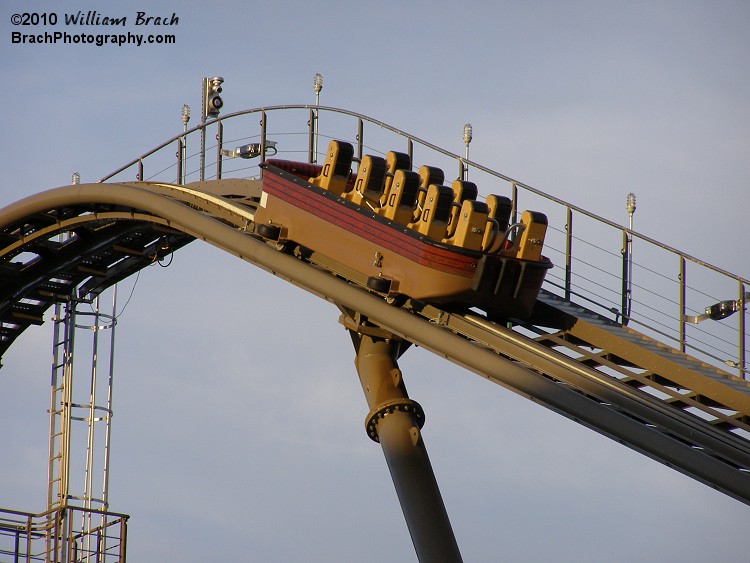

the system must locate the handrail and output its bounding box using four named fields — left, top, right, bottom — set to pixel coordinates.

left=97, top=104, right=748, bottom=285
left=0, top=504, right=128, bottom=561
left=93, top=103, right=747, bottom=376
